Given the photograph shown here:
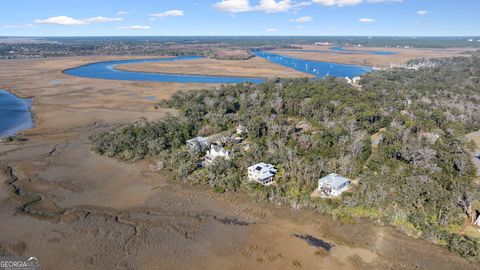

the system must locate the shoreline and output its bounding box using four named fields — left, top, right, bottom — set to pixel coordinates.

left=74, top=54, right=369, bottom=81
left=63, top=56, right=266, bottom=84
left=113, top=56, right=315, bottom=79
left=259, top=51, right=374, bottom=70
left=0, top=56, right=477, bottom=269
left=0, top=89, right=34, bottom=138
